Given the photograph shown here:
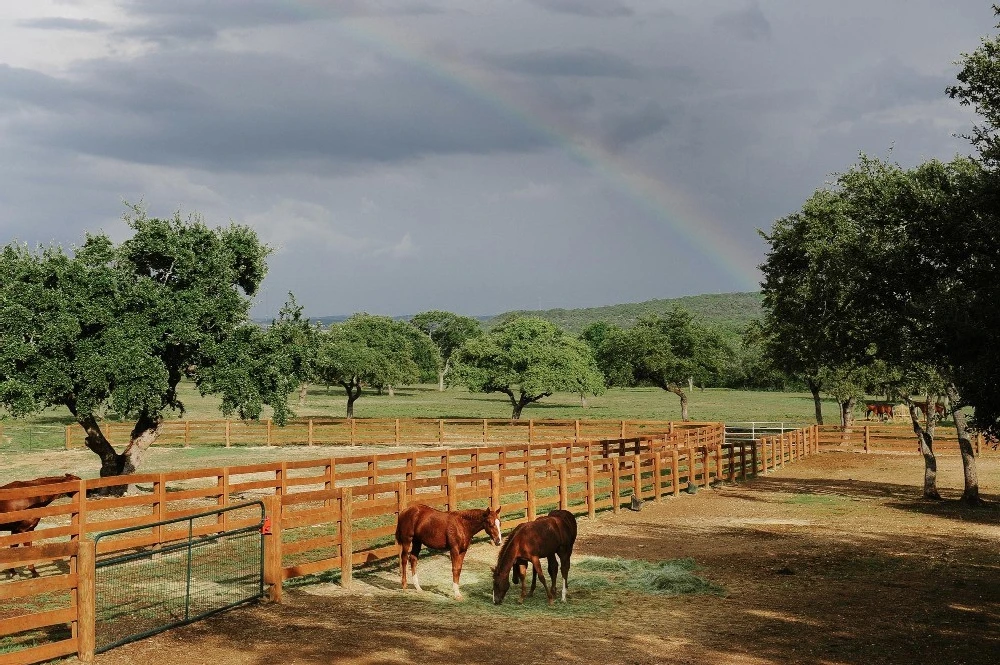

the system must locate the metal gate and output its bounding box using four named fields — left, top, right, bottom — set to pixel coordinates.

left=93, top=500, right=266, bottom=653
